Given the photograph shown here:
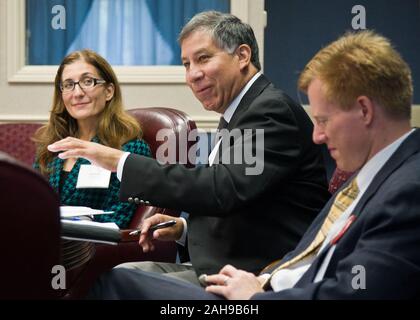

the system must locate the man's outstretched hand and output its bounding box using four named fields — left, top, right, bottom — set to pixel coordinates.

left=48, top=137, right=124, bottom=172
